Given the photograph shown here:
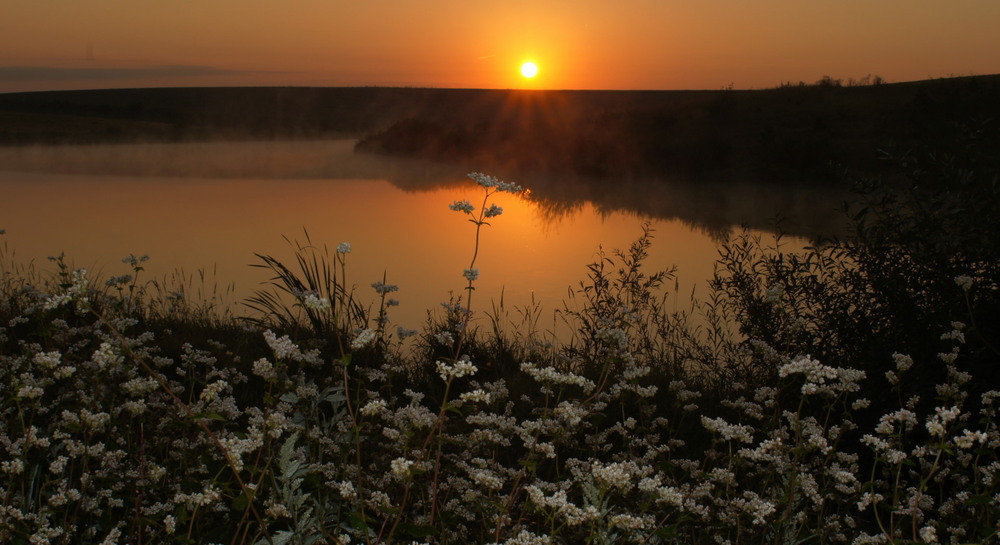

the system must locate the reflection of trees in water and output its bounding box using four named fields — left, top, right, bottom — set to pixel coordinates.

left=0, top=138, right=850, bottom=241
left=382, top=165, right=852, bottom=241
